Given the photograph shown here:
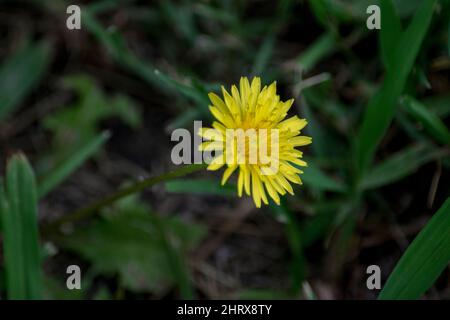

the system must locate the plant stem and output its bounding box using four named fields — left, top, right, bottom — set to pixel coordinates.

left=41, top=163, right=207, bottom=233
